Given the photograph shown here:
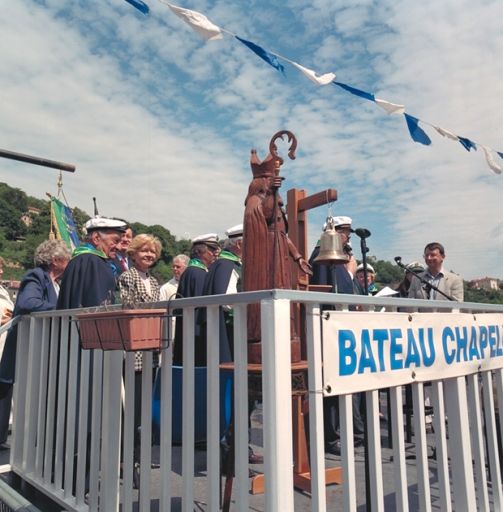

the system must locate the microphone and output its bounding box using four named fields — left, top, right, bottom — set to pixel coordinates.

left=394, top=256, right=402, bottom=264
left=354, top=228, right=371, bottom=239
